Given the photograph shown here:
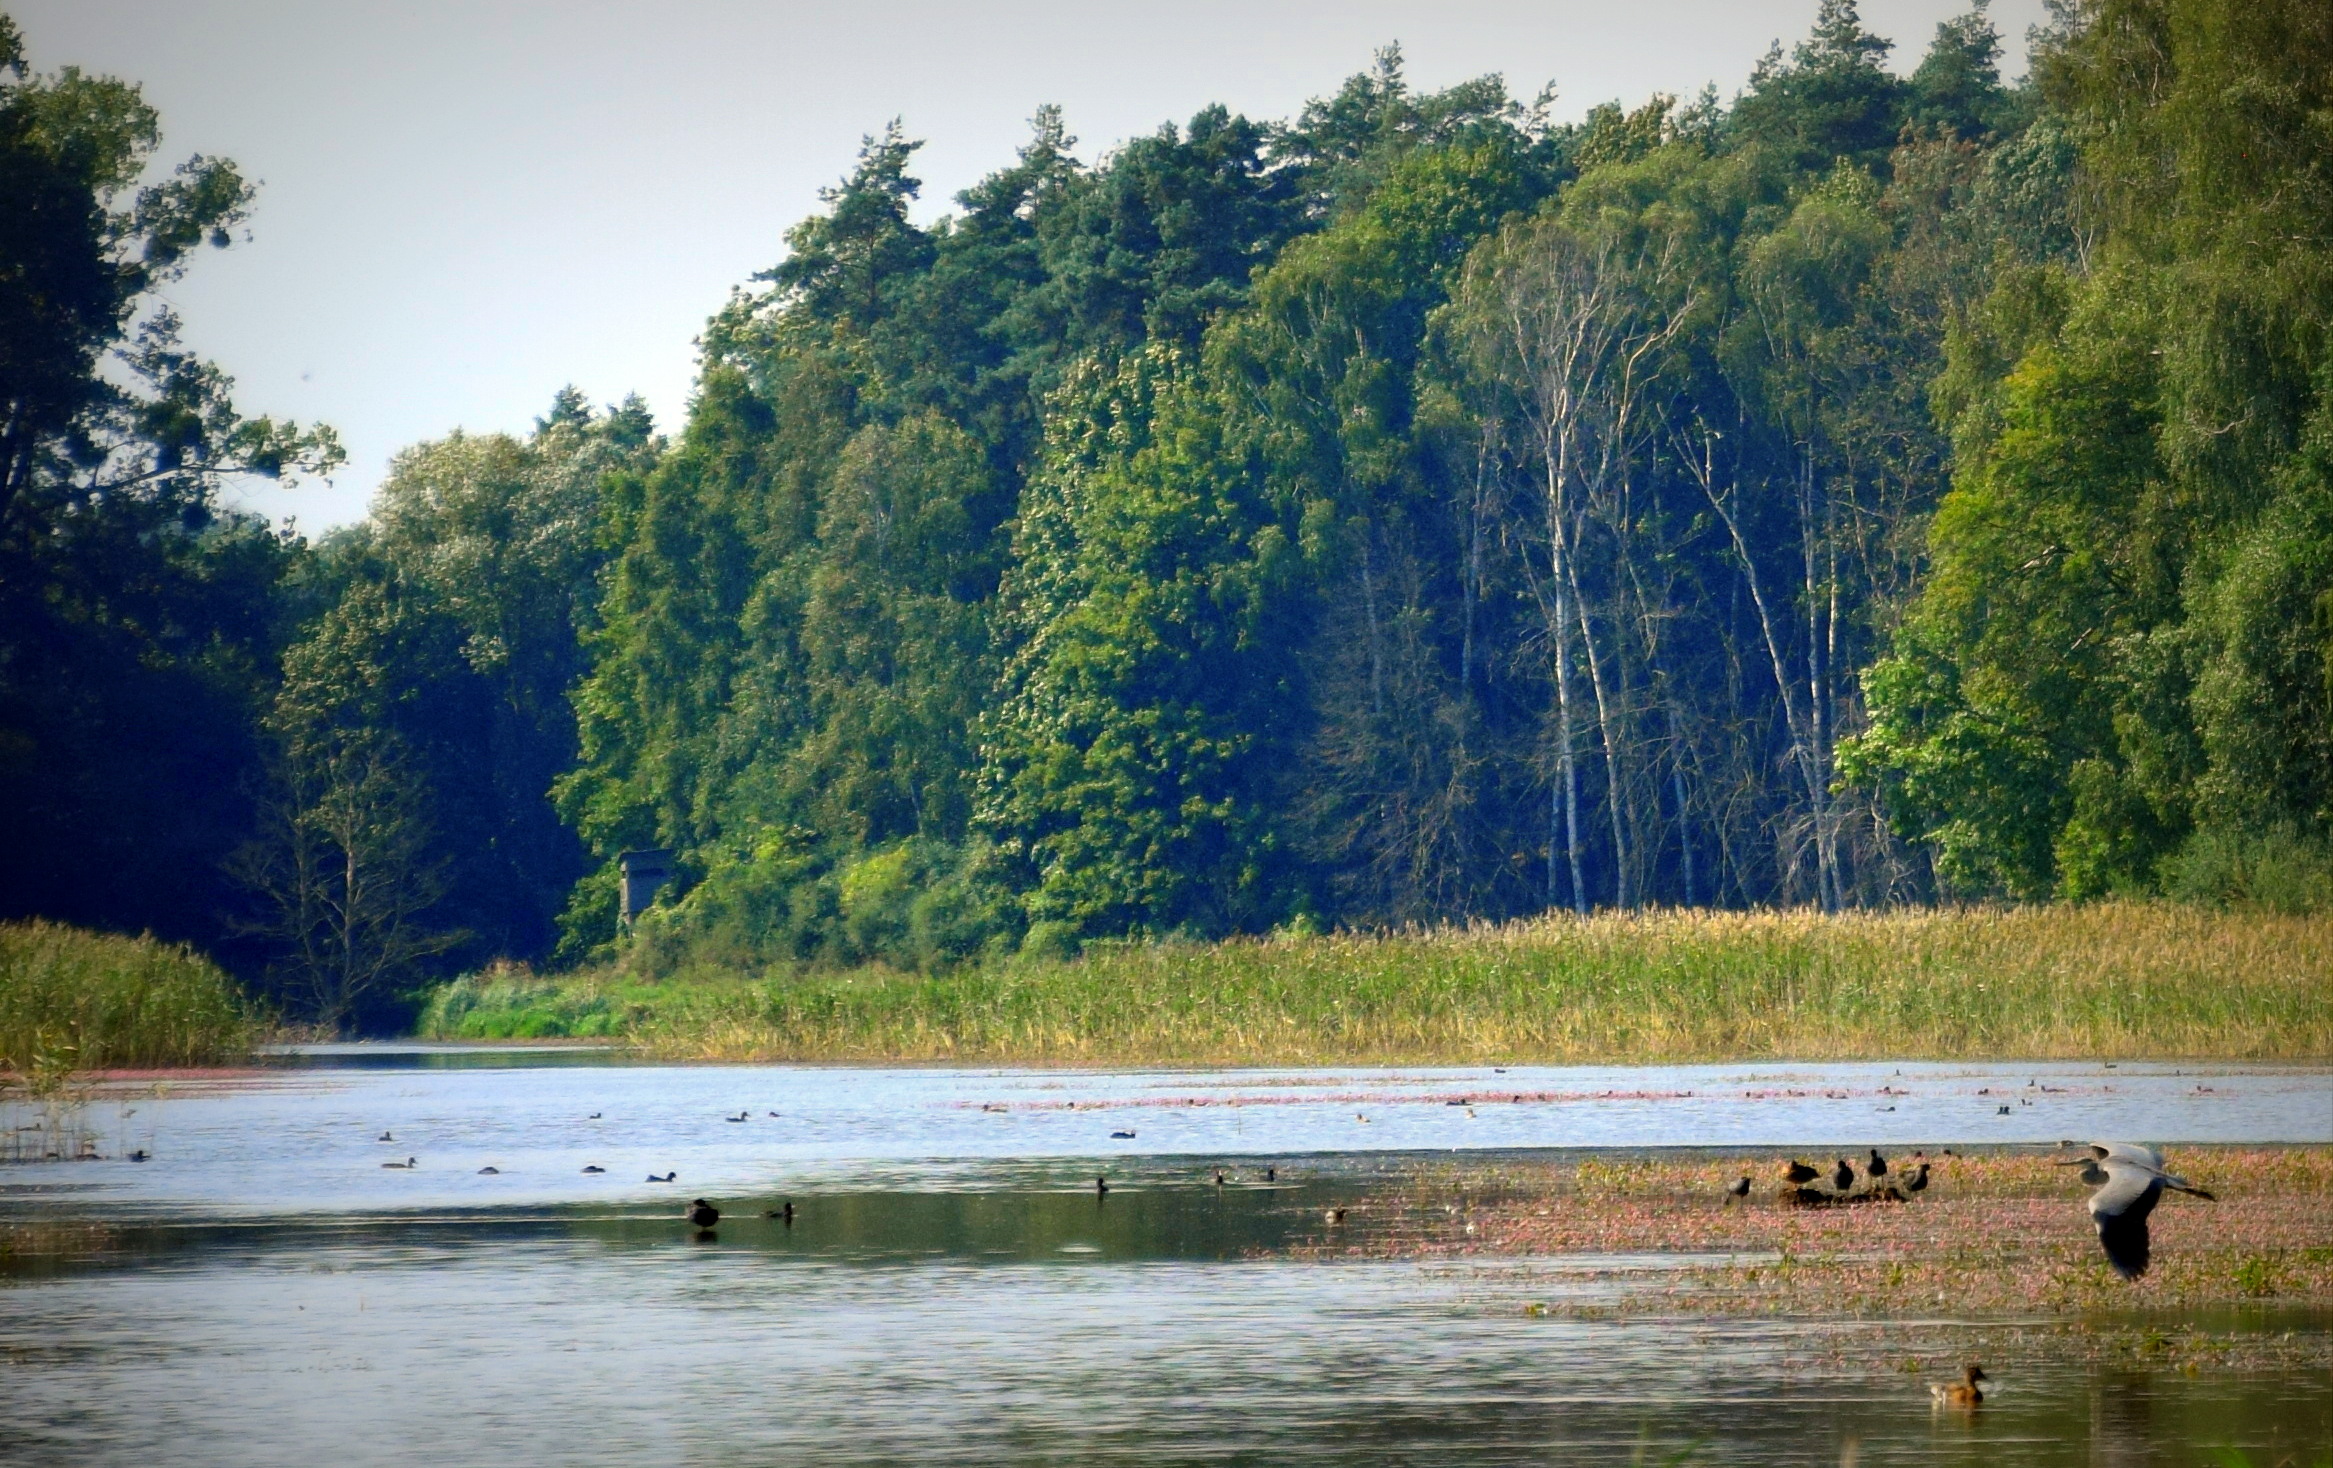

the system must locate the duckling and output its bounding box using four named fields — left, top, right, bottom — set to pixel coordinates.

left=1930, top=1363, right=1988, bottom=1407
left=1725, top=1176, right=1752, bottom=1202
left=764, top=1201, right=796, bottom=1223
left=1831, top=1158, right=1856, bottom=1192
left=581, top=1164, right=605, bottom=1174
left=382, top=1157, right=416, bottom=1169
left=686, top=1199, right=720, bottom=1227
left=1784, top=1160, right=1821, bottom=1185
